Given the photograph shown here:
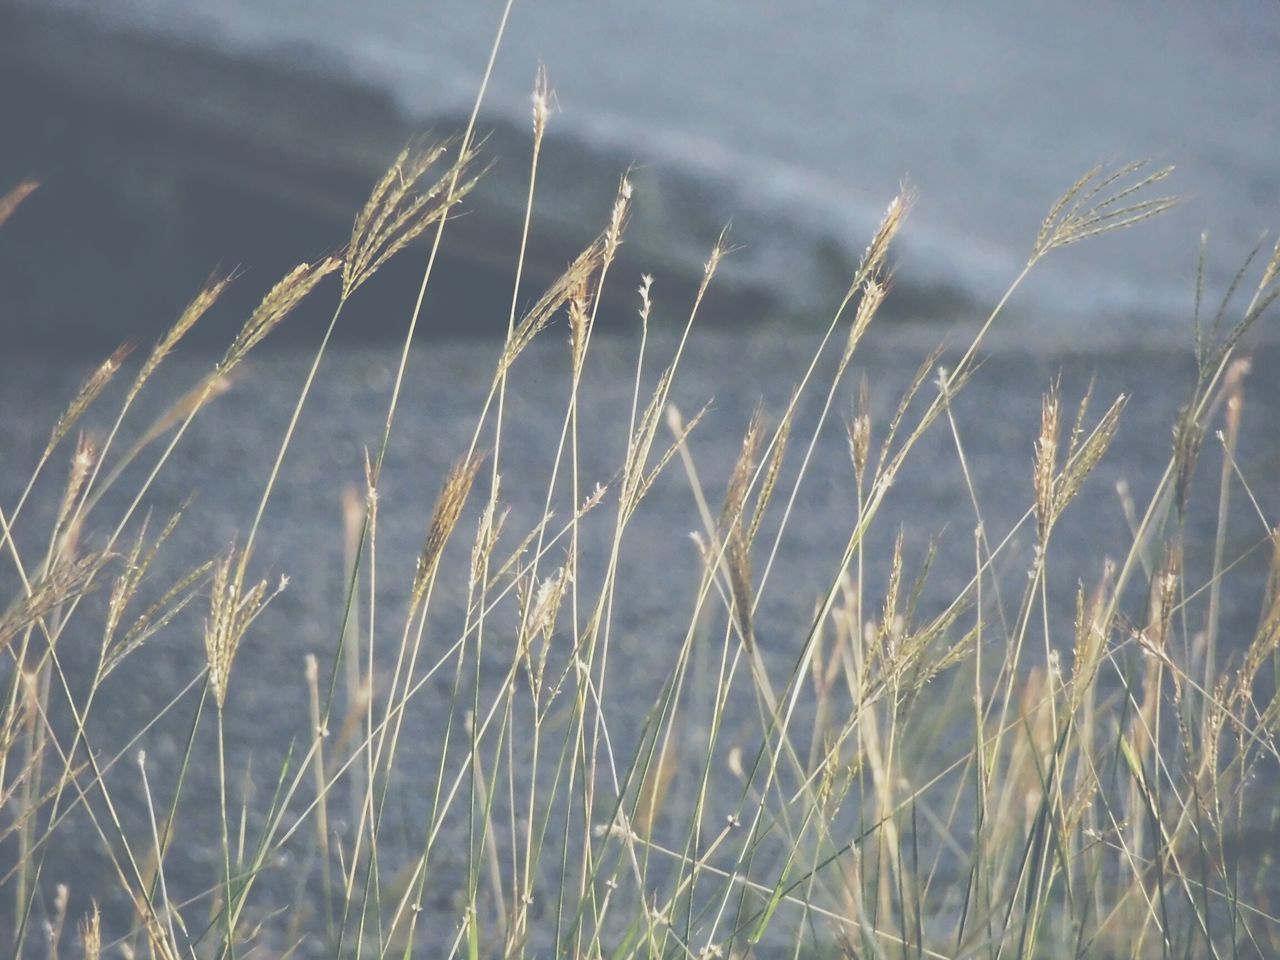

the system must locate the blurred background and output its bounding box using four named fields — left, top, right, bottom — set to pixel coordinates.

left=2, top=2, right=1278, bottom=950
left=2, top=0, right=1277, bottom=347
